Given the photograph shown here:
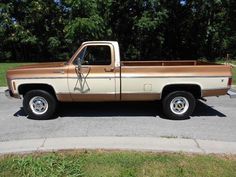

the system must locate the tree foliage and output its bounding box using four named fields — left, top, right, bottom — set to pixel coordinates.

left=0, top=0, right=235, bottom=61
